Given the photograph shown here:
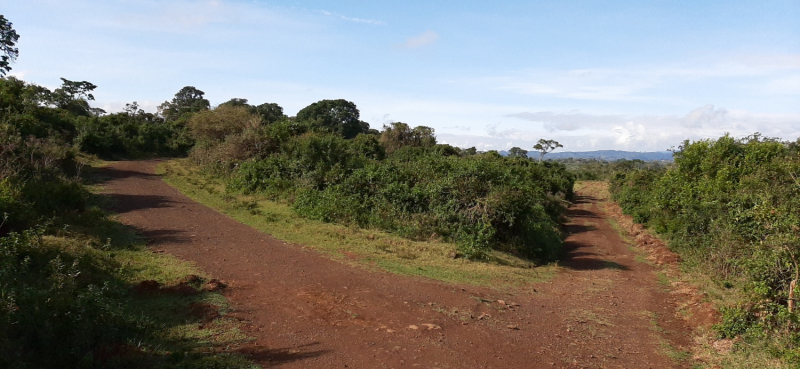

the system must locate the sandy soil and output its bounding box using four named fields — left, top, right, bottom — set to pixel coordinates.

left=102, top=160, right=693, bottom=368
